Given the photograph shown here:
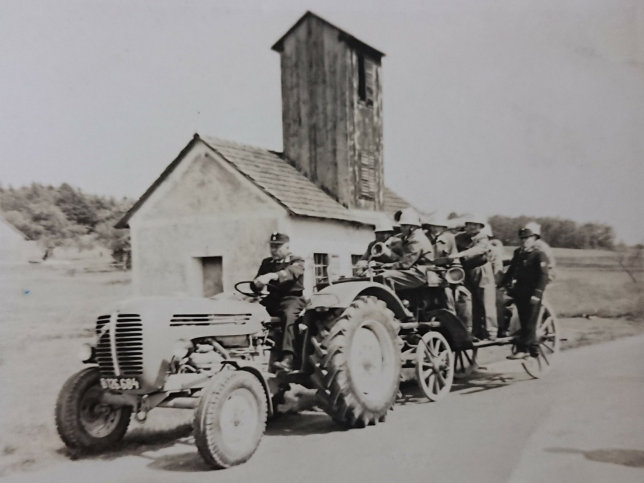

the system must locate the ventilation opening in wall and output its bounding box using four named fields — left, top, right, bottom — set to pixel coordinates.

left=199, top=256, right=223, bottom=297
